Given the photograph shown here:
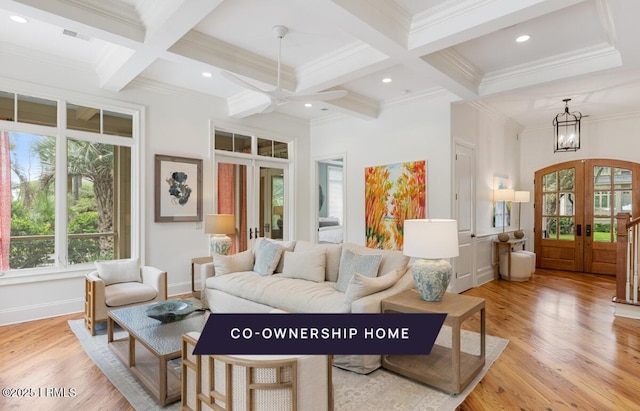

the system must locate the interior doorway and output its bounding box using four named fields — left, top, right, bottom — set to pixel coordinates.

left=534, top=159, right=640, bottom=275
